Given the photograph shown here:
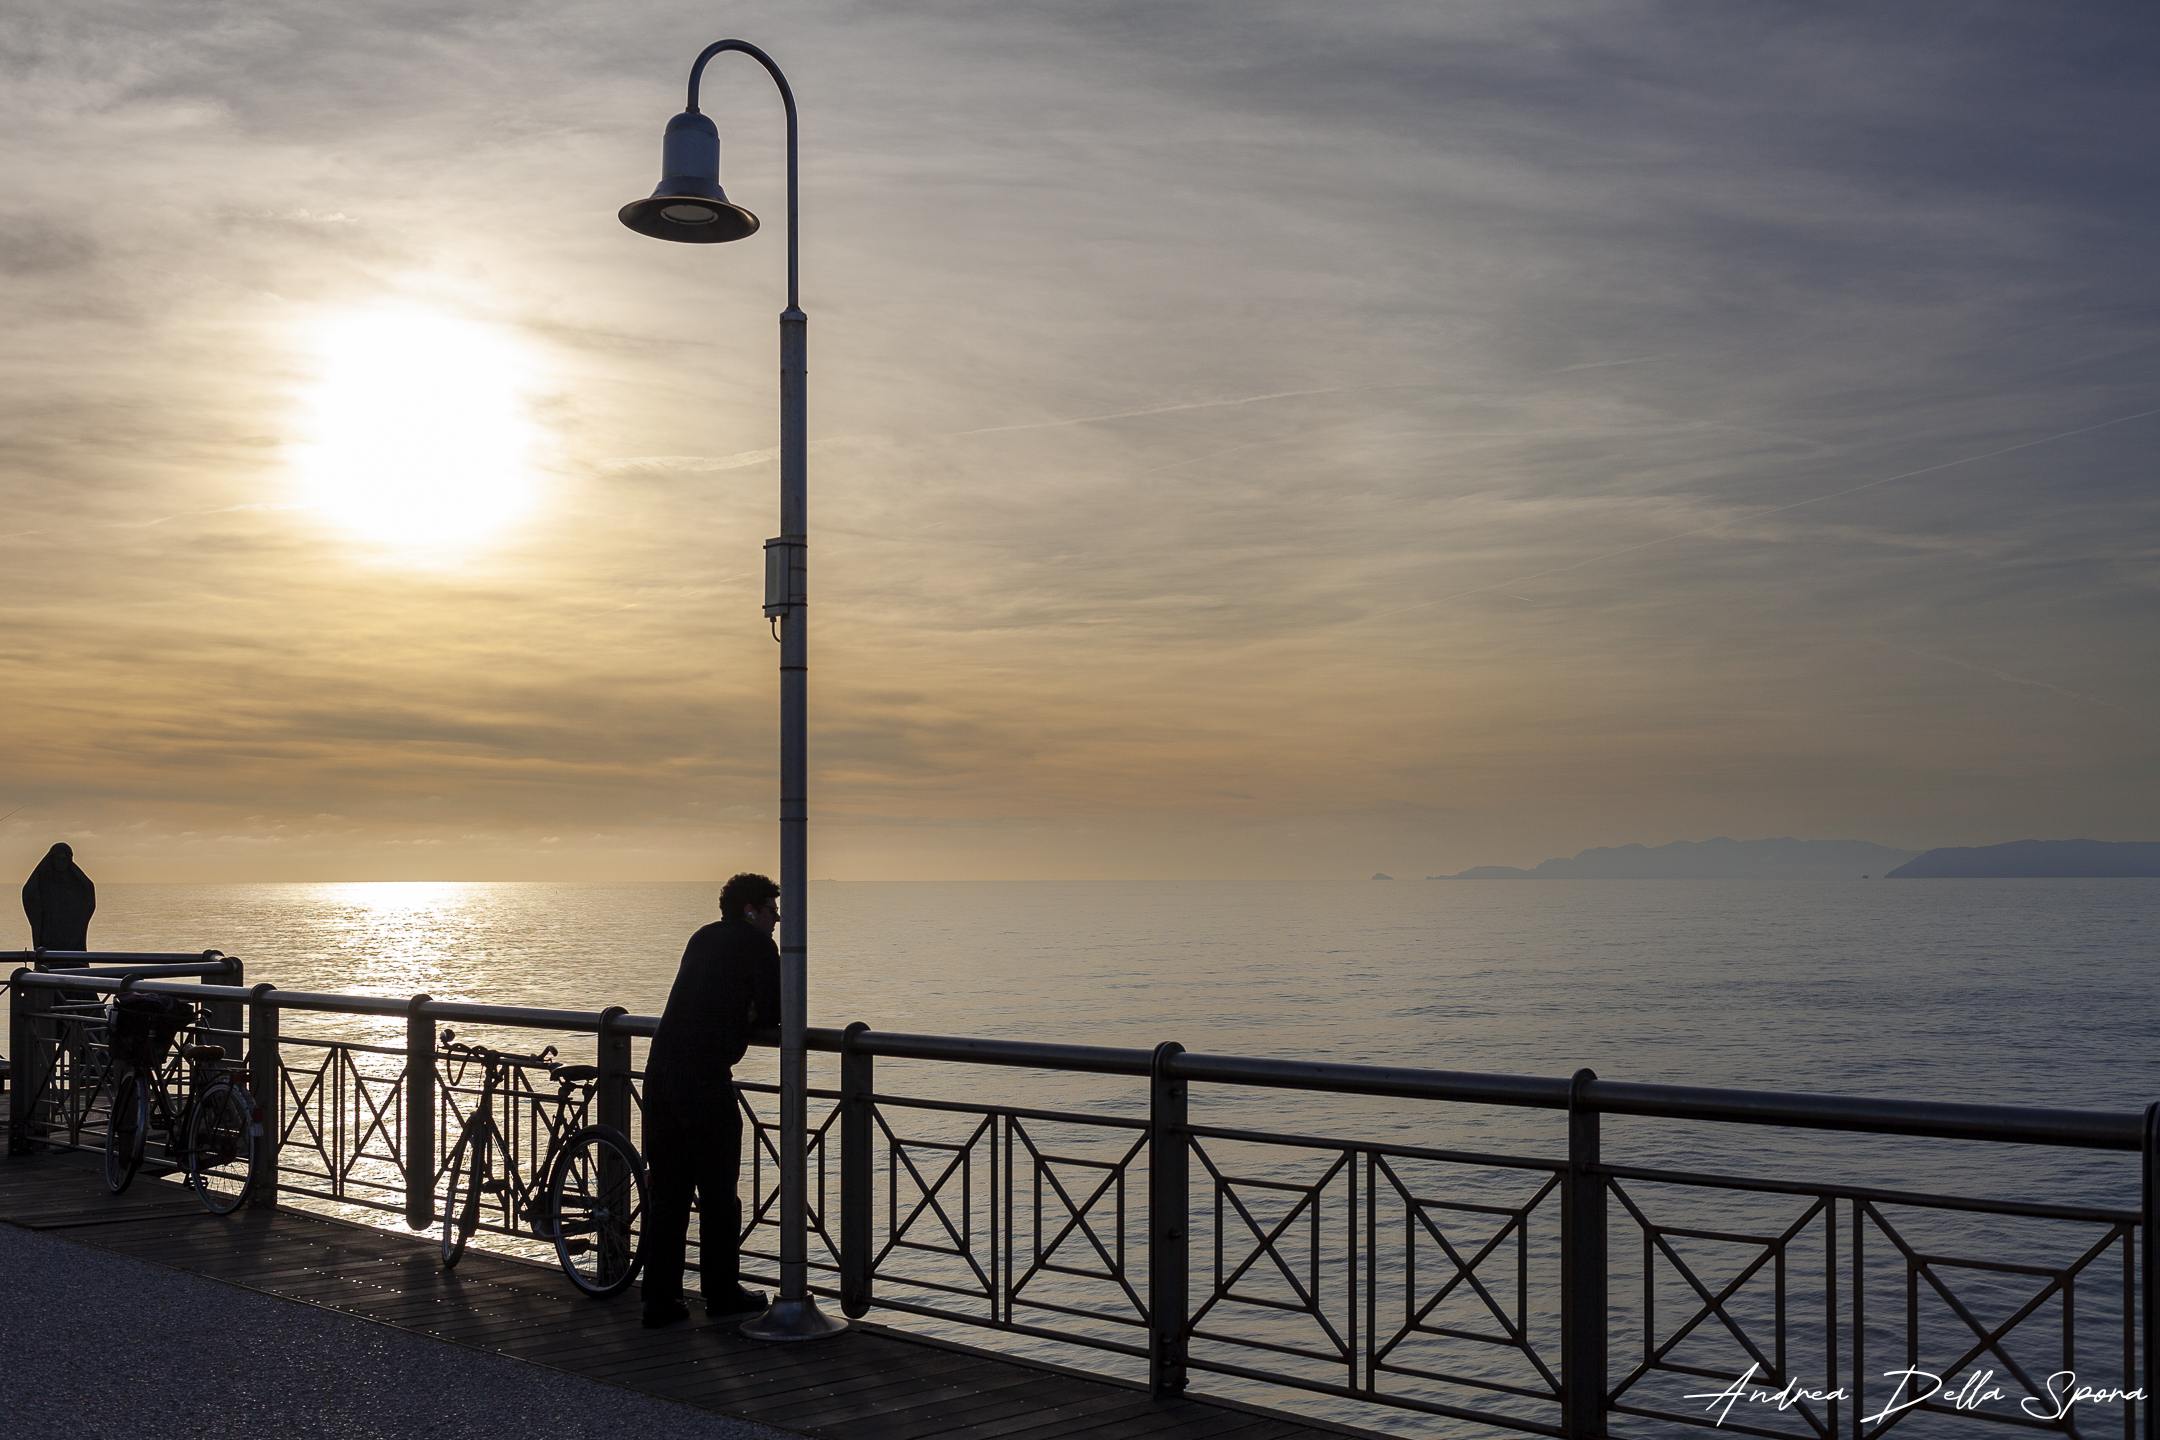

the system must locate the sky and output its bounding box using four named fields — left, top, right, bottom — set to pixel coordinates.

left=2, top=1, right=2155, bottom=884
